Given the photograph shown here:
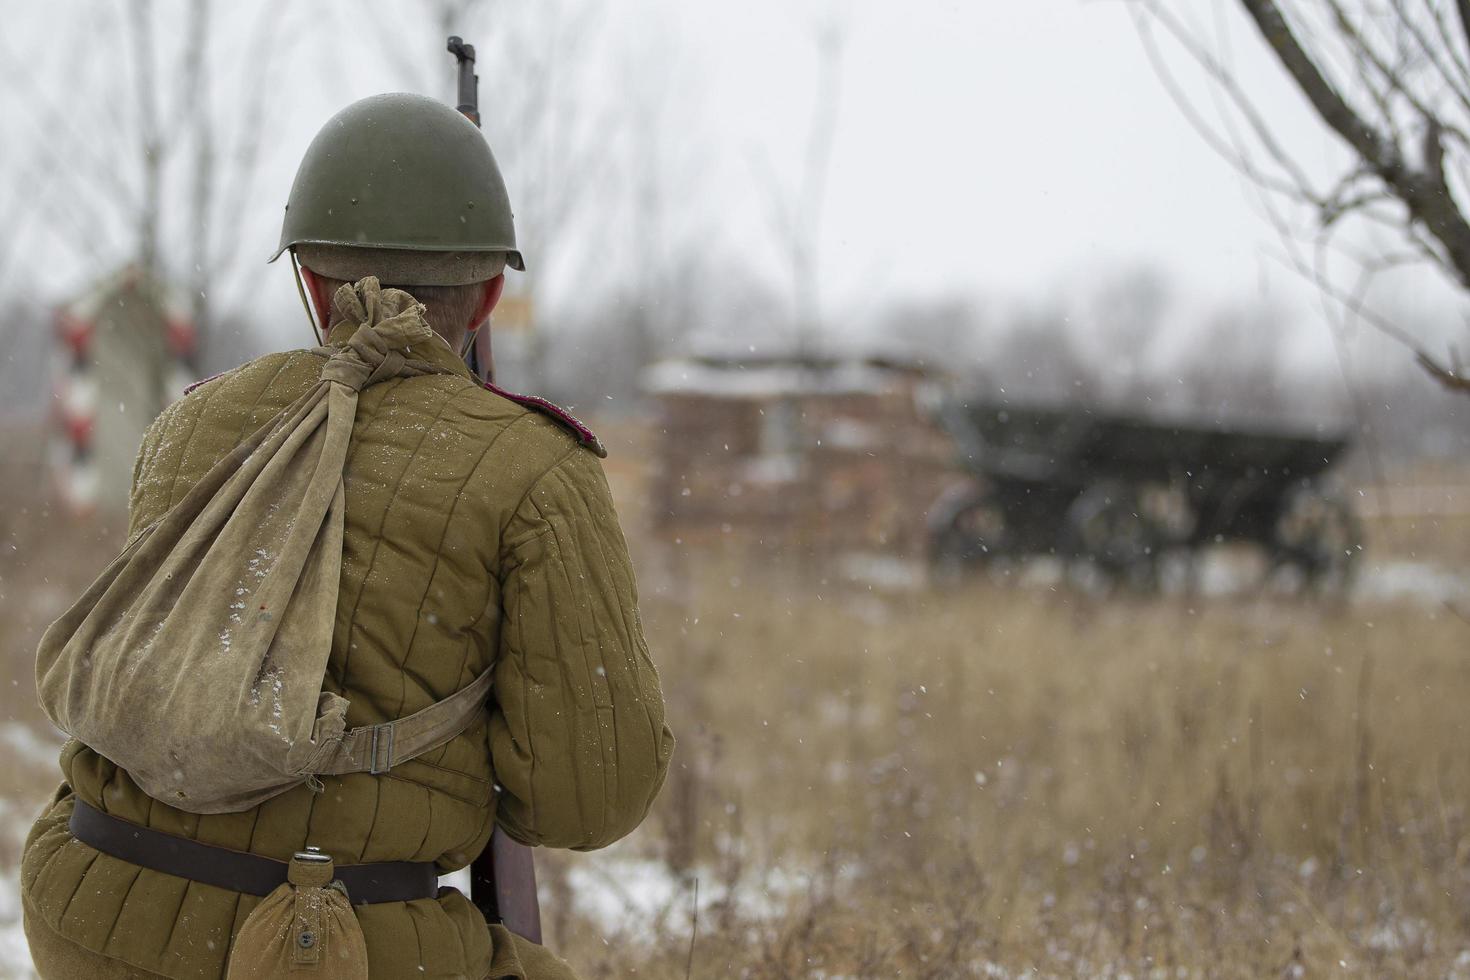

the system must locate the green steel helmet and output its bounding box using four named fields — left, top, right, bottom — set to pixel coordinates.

left=272, top=92, right=524, bottom=279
